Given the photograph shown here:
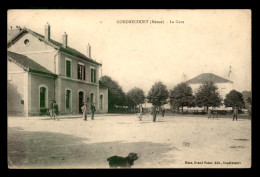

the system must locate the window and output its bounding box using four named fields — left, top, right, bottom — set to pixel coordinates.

left=77, top=63, right=85, bottom=80
left=91, top=68, right=96, bottom=83
left=100, top=95, right=103, bottom=109
left=66, top=59, right=71, bottom=77
left=40, top=87, right=46, bottom=108
left=24, top=39, right=30, bottom=46
left=66, top=90, right=71, bottom=108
